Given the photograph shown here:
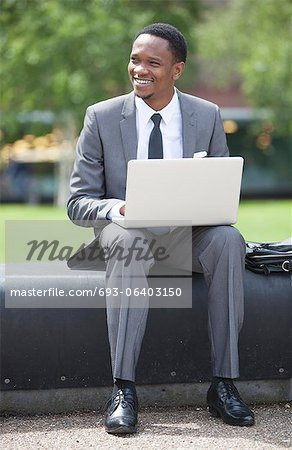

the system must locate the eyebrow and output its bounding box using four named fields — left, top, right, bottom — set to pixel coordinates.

left=130, top=53, right=163, bottom=63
